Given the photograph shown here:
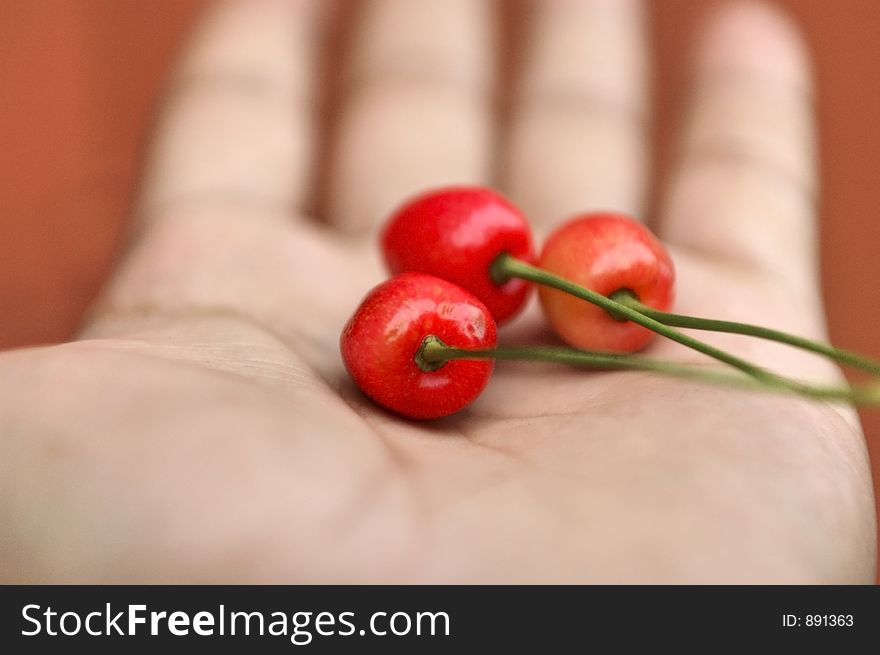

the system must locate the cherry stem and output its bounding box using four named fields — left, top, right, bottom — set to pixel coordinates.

left=491, top=253, right=780, bottom=384
left=418, top=336, right=880, bottom=407
left=609, top=289, right=880, bottom=376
